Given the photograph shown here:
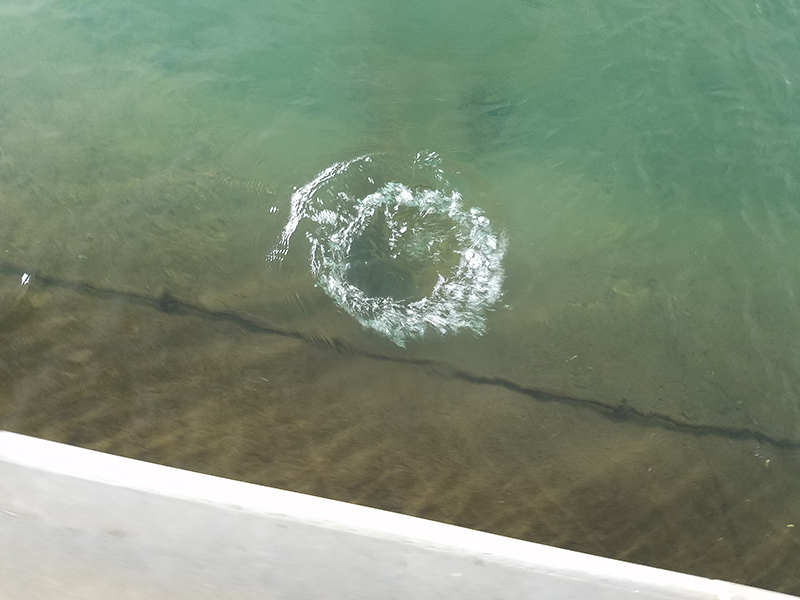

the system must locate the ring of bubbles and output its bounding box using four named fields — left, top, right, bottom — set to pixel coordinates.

left=269, top=152, right=506, bottom=347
